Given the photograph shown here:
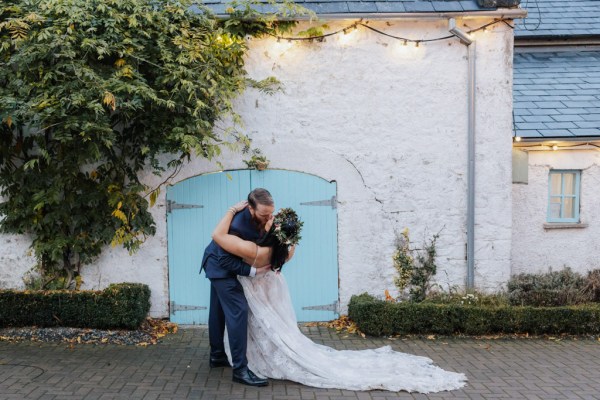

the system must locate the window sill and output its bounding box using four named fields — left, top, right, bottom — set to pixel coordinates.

left=543, top=223, right=588, bottom=230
